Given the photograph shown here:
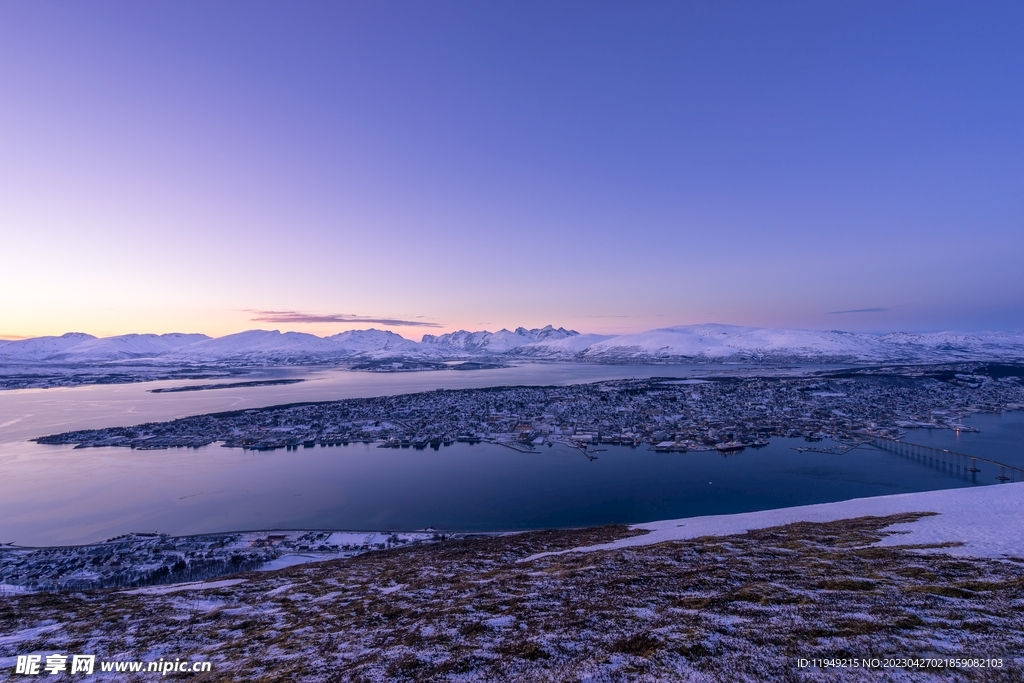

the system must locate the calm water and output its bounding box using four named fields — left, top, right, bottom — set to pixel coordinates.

left=0, top=366, right=1020, bottom=547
